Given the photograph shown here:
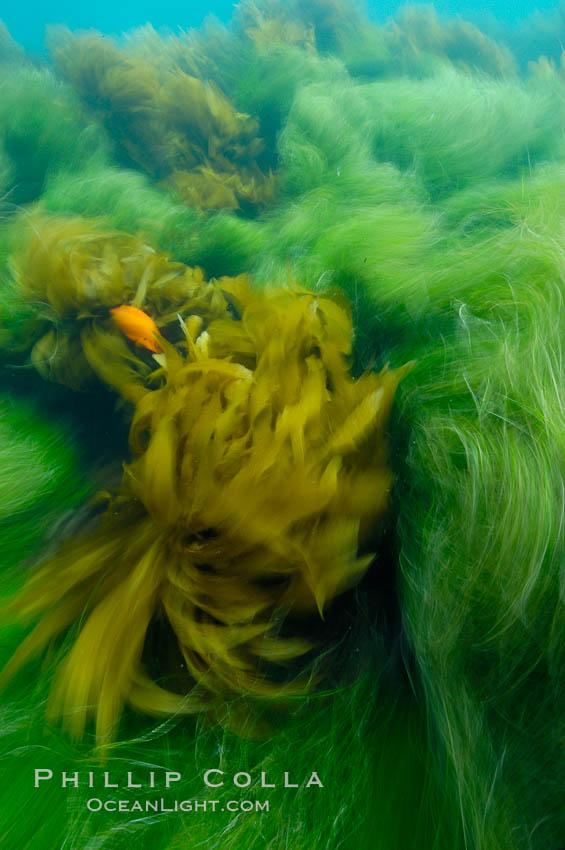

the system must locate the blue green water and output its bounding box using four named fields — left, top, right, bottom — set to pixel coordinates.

left=6, top=0, right=564, bottom=54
